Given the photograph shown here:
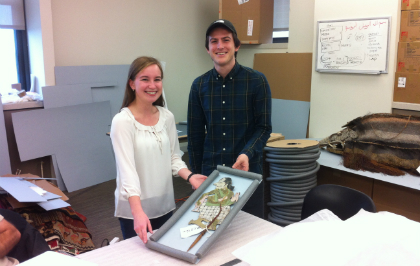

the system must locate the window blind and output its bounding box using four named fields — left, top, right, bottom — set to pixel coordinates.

left=273, top=0, right=289, bottom=31
left=0, top=0, right=25, bottom=30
